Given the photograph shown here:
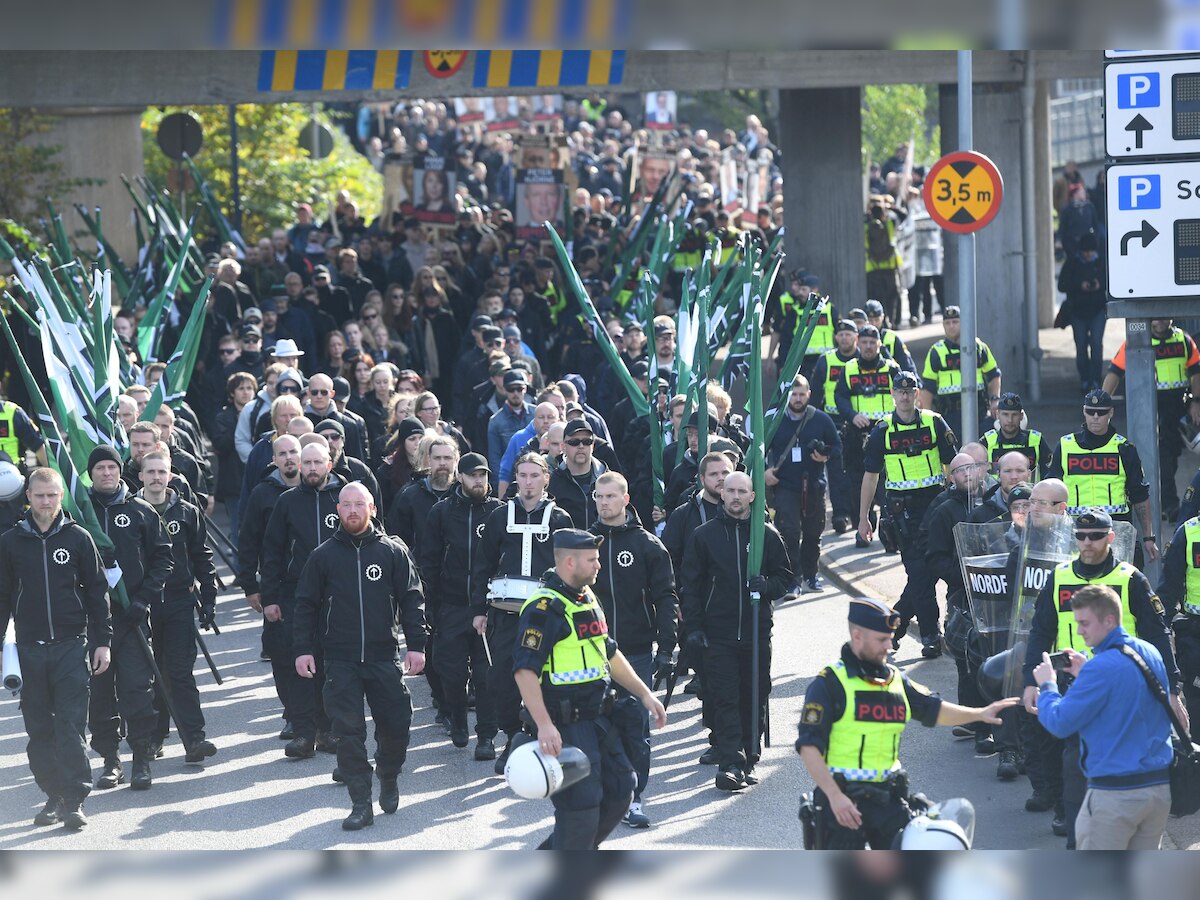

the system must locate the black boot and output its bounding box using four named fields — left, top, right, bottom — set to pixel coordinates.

left=95, top=756, right=123, bottom=790
left=33, top=797, right=62, bottom=827
left=62, top=798, right=87, bottom=830
left=342, top=806, right=375, bottom=830
left=131, top=751, right=153, bottom=791
left=378, top=772, right=400, bottom=814
left=474, top=737, right=496, bottom=761
left=284, top=736, right=316, bottom=759
left=184, top=737, right=218, bottom=764
left=450, top=711, right=470, bottom=748
left=494, top=734, right=515, bottom=776
left=344, top=777, right=375, bottom=830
